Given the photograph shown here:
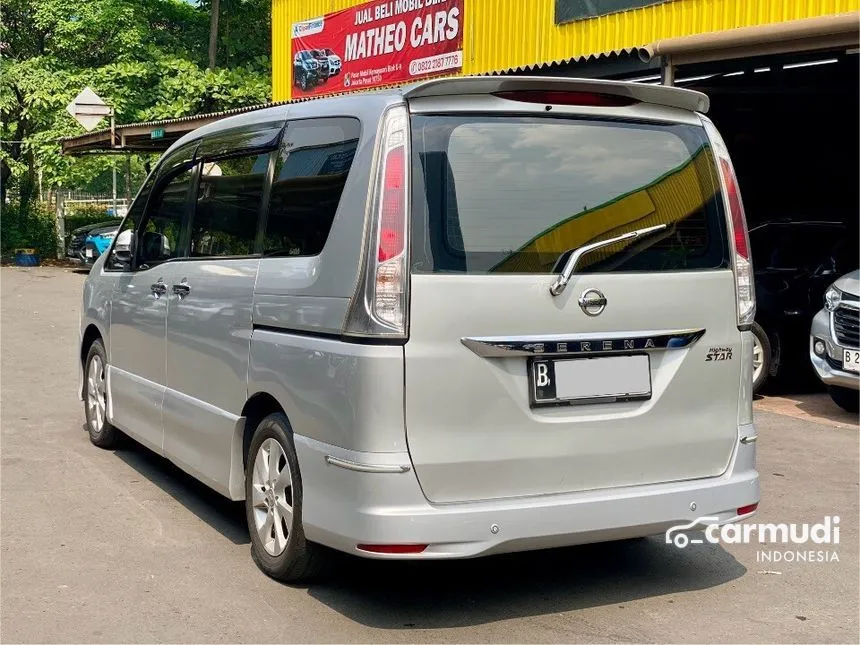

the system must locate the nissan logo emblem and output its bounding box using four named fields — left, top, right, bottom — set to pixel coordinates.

left=578, top=288, right=607, bottom=316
